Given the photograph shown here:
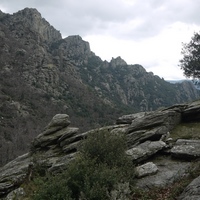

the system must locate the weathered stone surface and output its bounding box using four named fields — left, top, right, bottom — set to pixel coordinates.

left=178, top=175, right=200, bottom=200
left=0, top=153, right=30, bottom=197
left=136, top=157, right=191, bottom=189
left=124, top=109, right=181, bottom=149
left=59, top=130, right=85, bottom=148
left=45, top=114, right=70, bottom=129
left=58, top=127, right=79, bottom=143
left=5, top=187, right=25, bottom=200
left=0, top=113, right=80, bottom=197
left=126, top=126, right=168, bottom=148
left=182, top=100, right=200, bottom=122
left=48, top=153, right=77, bottom=173
left=127, top=109, right=181, bottom=133
left=126, top=141, right=167, bottom=162
left=135, top=162, right=158, bottom=178
left=116, top=112, right=147, bottom=124
left=171, top=139, right=200, bottom=159
left=13, top=8, right=62, bottom=43
left=1, top=99, right=200, bottom=198
left=33, top=126, right=72, bottom=148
